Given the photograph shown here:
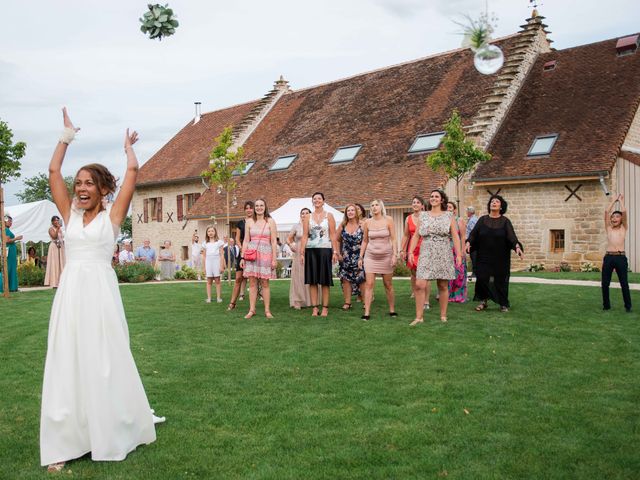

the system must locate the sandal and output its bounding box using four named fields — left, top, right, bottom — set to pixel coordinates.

left=244, top=310, right=256, bottom=319
left=410, top=318, right=424, bottom=326
left=475, top=301, right=488, bottom=312
left=47, top=462, right=65, bottom=473
left=311, top=305, right=319, bottom=317
left=361, top=314, right=370, bottom=321
left=342, top=303, right=352, bottom=311
left=440, top=317, right=448, bottom=323
left=321, top=305, right=329, bottom=317
left=227, top=302, right=236, bottom=311
left=389, top=312, right=398, bottom=317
